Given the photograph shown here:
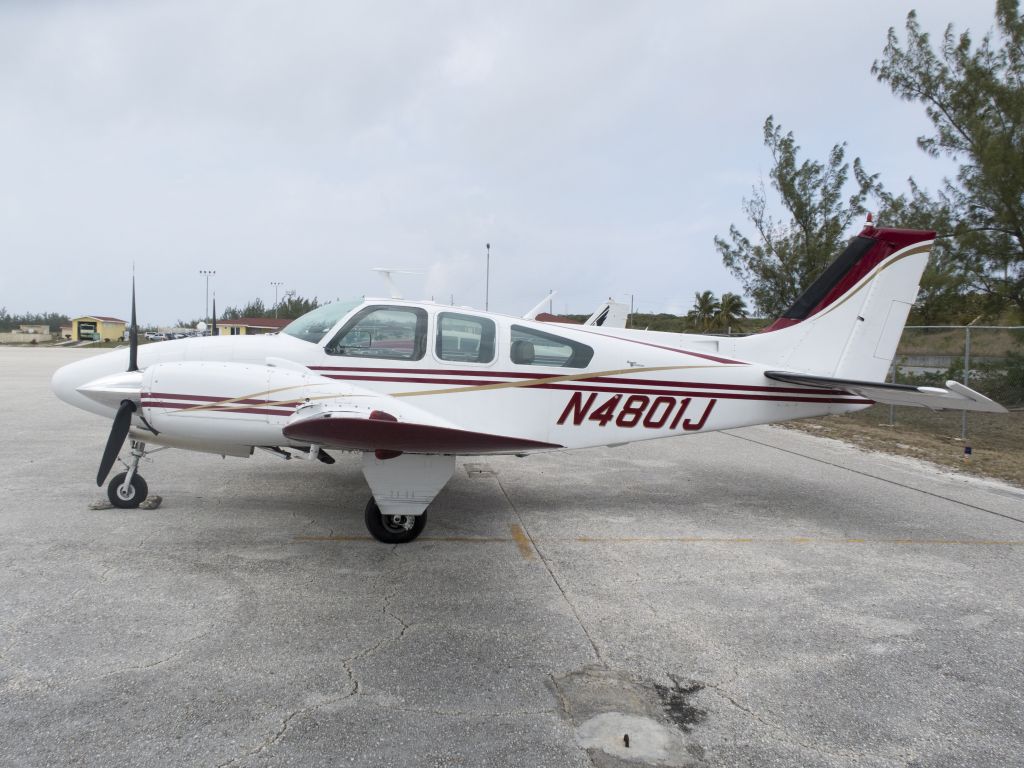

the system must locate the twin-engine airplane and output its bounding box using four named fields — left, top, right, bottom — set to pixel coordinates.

left=52, top=225, right=1006, bottom=543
